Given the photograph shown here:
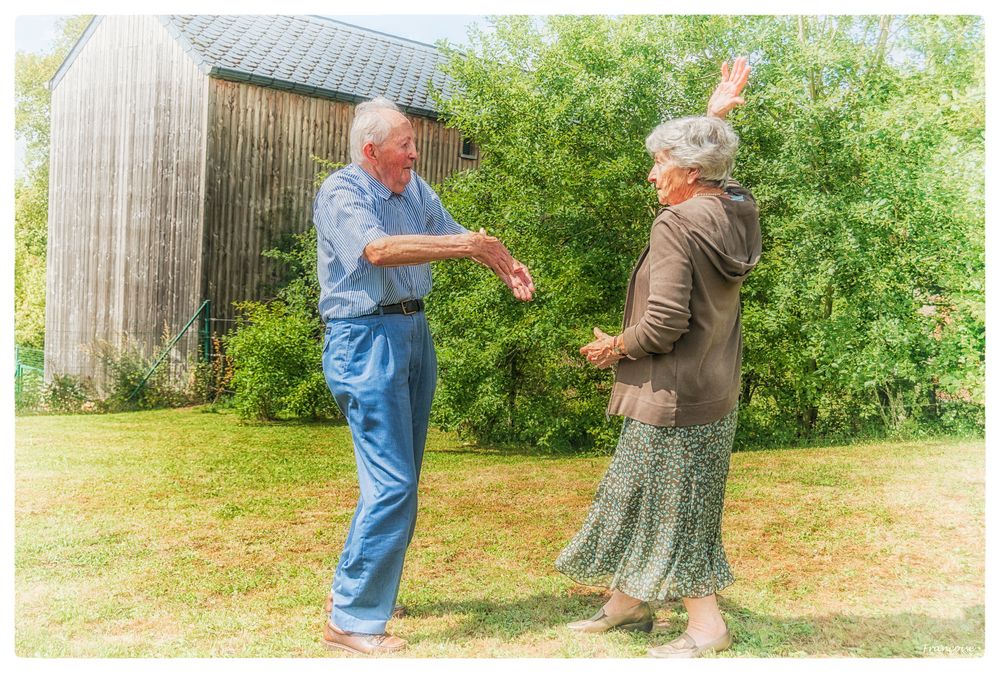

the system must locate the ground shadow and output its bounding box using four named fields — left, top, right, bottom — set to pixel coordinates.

left=406, top=592, right=985, bottom=657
